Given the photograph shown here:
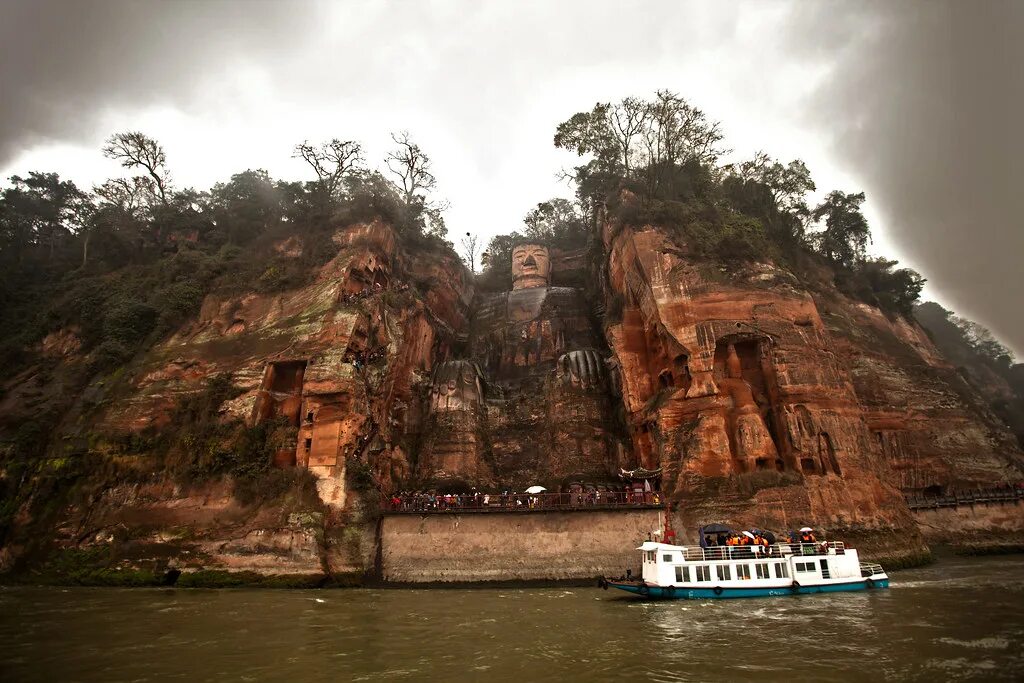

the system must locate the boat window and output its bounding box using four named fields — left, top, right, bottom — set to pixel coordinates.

left=736, top=564, right=752, bottom=580
left=695, top=566, right=711, bottom=582
left=755, top=563, right=770, bottom=579
left=646, top=551, right=656, bottom=563
left=716, top=564, right=731, bottom=581
left=774, top=562, right=789, bottom=578
left=675, top=566, right=690, bottom=583
left=663, top=554, right=673, bottom=562
left=796, top=562, right=817, bottom=572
